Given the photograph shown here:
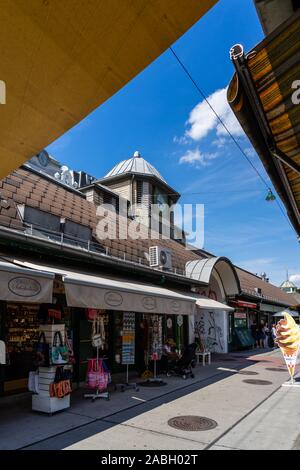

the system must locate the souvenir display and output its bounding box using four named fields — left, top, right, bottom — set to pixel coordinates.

left=122, top=312, right=135, bottom=365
